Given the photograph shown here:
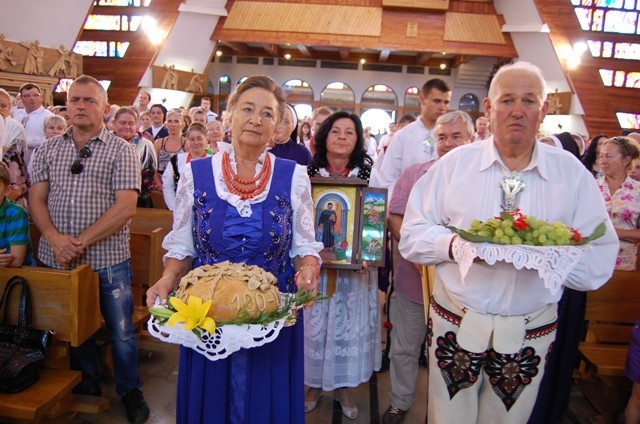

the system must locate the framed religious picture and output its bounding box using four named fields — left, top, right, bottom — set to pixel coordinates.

left=310, top=177, right=387, bottom=270
left=310, top=177, right=365, bottom=270
left=358, top=187, right=387, bottom=268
